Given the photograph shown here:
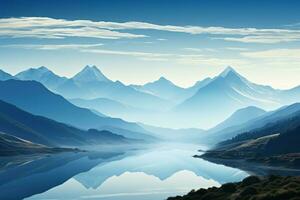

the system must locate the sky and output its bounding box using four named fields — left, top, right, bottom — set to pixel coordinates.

left=0, top=0, right=300, bottom=89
